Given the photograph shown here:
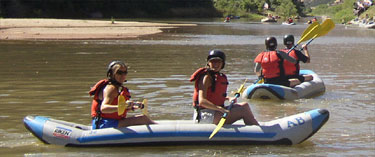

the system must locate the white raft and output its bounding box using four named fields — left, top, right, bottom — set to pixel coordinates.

left=243, top=70, right=325, bottom=100
left=282, top=22, right=296, bottom=25
left=24, top=109, right=329, bottom=146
